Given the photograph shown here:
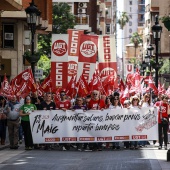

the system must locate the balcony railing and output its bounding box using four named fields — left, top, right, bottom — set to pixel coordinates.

left=75, top=15, right=89, bottom=25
